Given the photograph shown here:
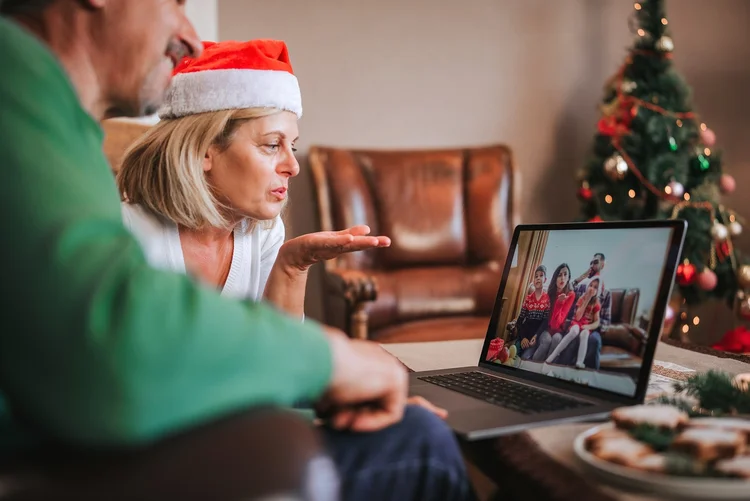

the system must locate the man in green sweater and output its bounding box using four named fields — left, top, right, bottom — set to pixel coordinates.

left=0, top=1, right=475, bottom=500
